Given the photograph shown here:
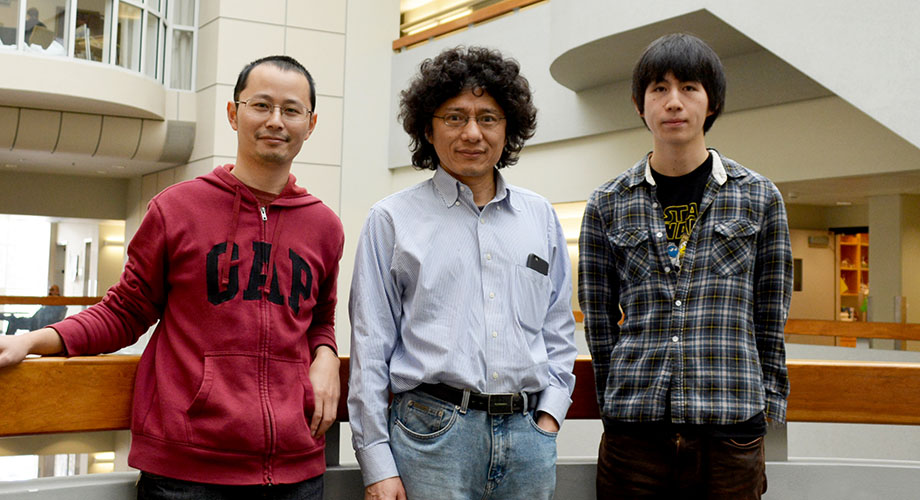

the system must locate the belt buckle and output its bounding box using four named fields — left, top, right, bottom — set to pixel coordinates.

left=487, top=393, right=515, bottom=415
